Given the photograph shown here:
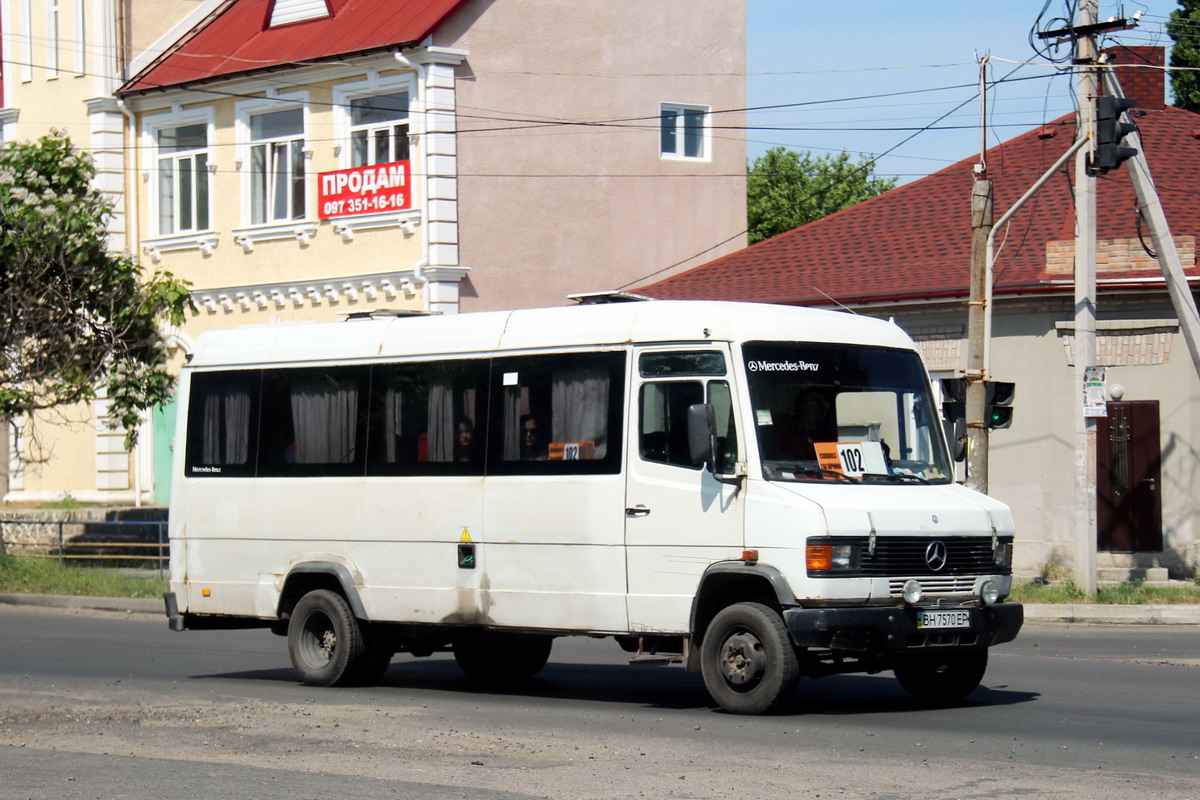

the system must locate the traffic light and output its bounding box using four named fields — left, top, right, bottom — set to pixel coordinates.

left=939, top=377, right=966, bottom=423
left=940, top=377, right=1014, bottom=430
left=1089, top=96, right=1138, bottom=174
left=984, top=381, right=1015, bottom=430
